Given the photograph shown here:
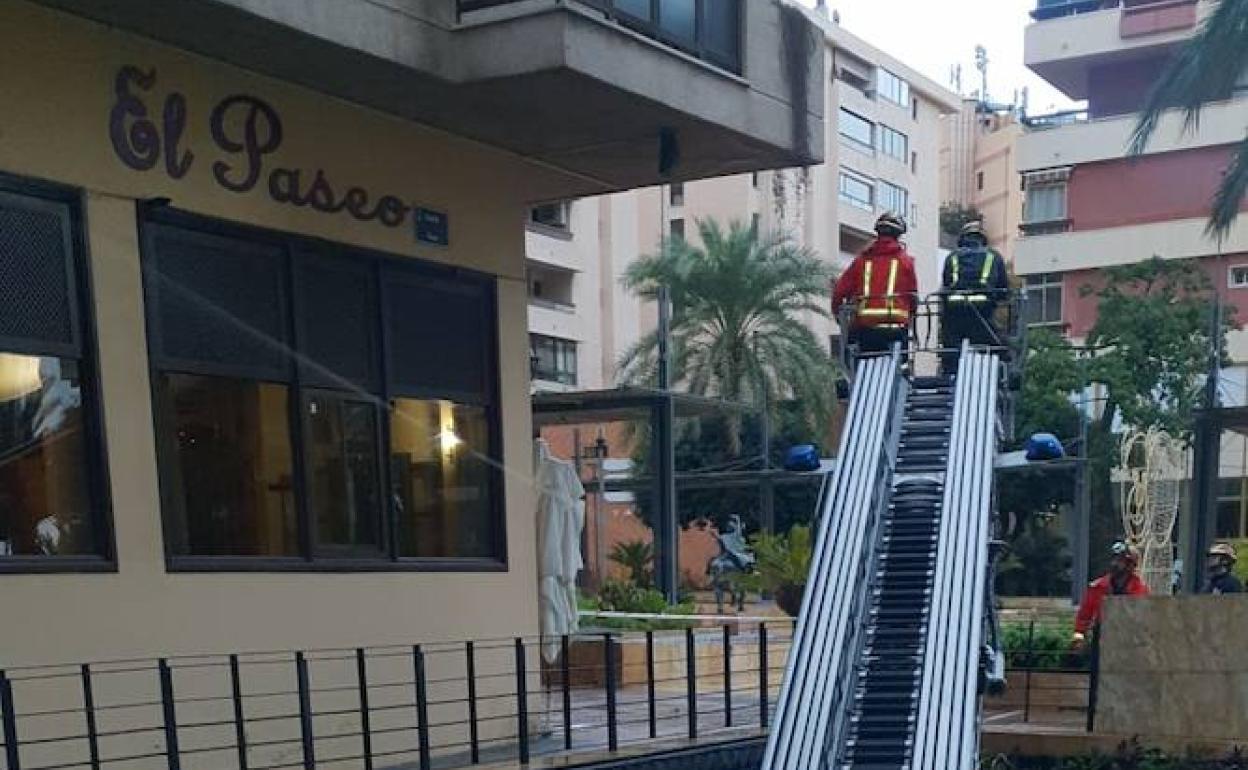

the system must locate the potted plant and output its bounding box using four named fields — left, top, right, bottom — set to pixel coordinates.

left=751, top=525, right=812, bottom=617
